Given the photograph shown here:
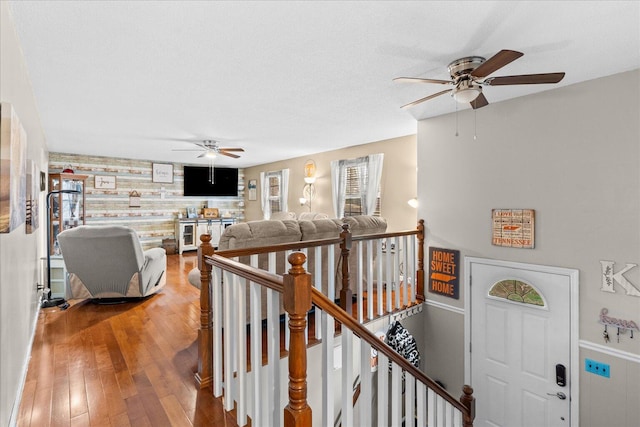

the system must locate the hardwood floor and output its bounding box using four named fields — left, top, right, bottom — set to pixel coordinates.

left=17, top=252, right=240, bottom=427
